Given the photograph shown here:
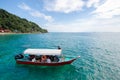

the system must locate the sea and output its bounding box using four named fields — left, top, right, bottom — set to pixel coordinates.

left=0, top=32, right=120, bottom=80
